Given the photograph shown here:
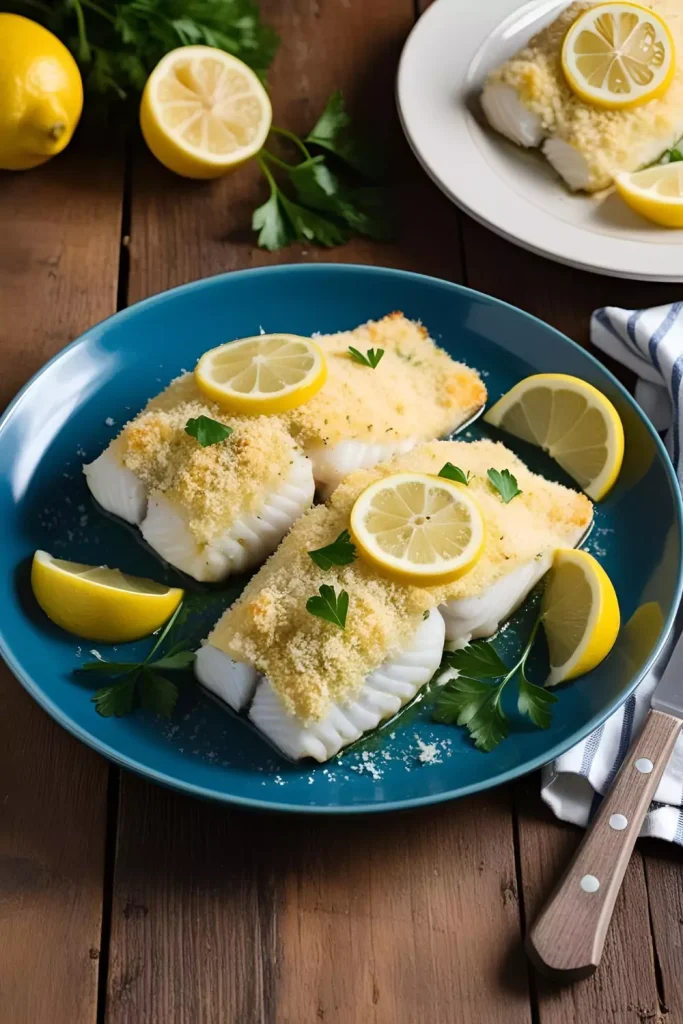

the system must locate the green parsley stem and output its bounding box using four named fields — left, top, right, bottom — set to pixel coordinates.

left=257, top=154, right=279, bottom=194
left=494, top=609, right=543, bottom=699
left=143, top=601, right=184, bottom=665
left=70, top=0, right=91, bottom=62
left=259, top=148, right=299, bottom=172
left=79, top=0, right=116, bottom=23
left=269, top=124, right=312, bottom=160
